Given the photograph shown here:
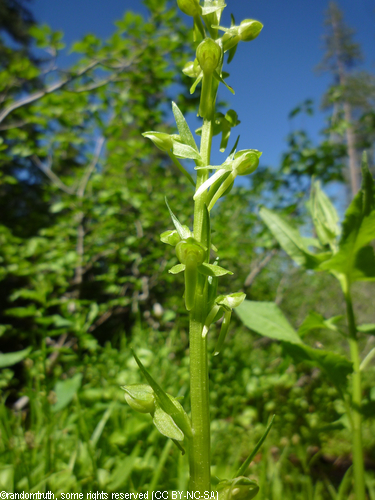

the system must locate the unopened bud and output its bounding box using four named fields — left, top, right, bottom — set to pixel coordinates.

left=177, top=0, right=201, bottom=17
left=122, top=384, right=155, bottom=414
left=142, top=131, right=173, bottom=152
left=182, top=59, right=201, bottom=78
left=233, top=150, right=261, bottom=176
left=176, top=238, right=206, bottom=266
left=196, top=38, right=221, bottom=74
left=239, top=19, right=263, bottom=42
